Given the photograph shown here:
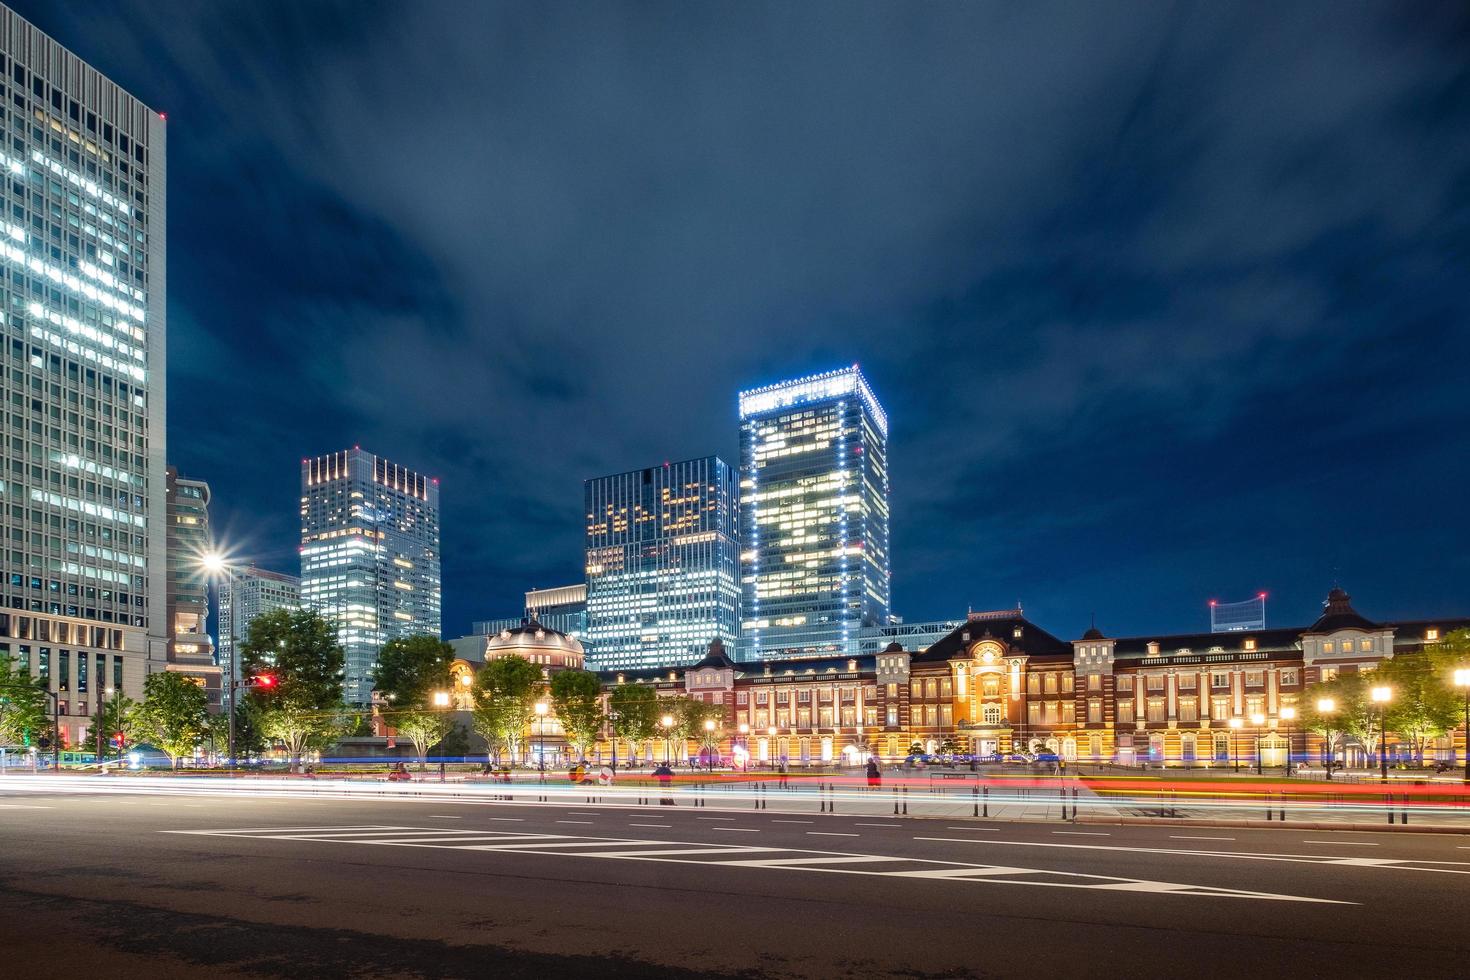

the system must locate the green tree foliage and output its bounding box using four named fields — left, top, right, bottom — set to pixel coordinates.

left=131, top=672, right=210, bottom=768
left=435, top=721, right=473, bottom=758
left=373, top=634, right=455, bottom=704
left=607, top=683, right=659, bottom=760
left=470, top=655, right=543, bottom=765
left=550, top=669, right=605, bottom=761
left=1299, top=671, right=1376, bottom=758
left=1377, top=653, right=1460, bottom=764
left=0, top=653, right=49, bottom=748
left=241, top=608, right=346, bottom=769
left=206, top=701, right=266, bottom=760
left=373, top=634, right=456, bottom=767
left=89, top=689, right=137, bottom=759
